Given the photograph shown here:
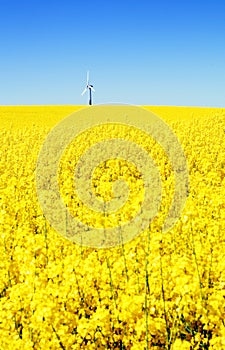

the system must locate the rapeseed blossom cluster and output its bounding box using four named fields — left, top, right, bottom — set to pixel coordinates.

left=0, top=106, right=225, bottom=349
